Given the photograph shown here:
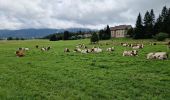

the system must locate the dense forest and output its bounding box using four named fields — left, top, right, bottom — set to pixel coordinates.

left=128, top=6, right=170, bottom=39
